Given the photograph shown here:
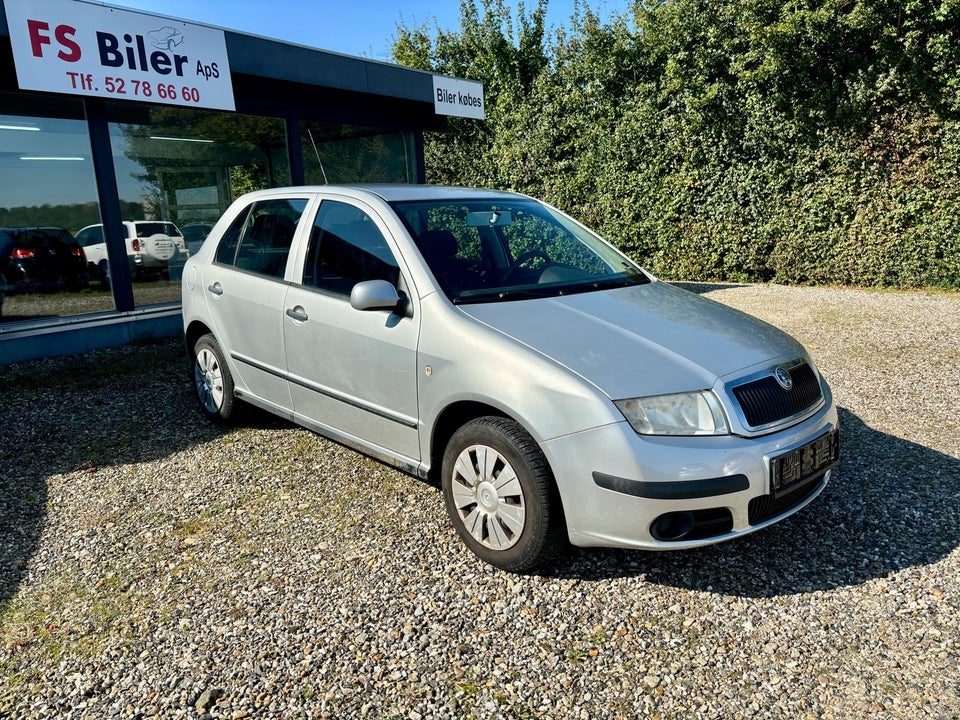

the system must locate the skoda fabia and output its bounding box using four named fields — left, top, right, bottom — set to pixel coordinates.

left=182, top=185, right=839, bottom=572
